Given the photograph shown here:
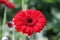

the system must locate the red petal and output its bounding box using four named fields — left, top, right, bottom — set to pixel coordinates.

left=25, top=27, right=30, bottom=33
left=15, top=26, right=21, bottom=29
left=31, top=10, right=40, bottom=19
left=20, top=26, right=26, bottom=31
left=0, top=0, right=3, bottom=3
left=26, top=10, right=31, bottom=15
left=33, top=26, right=40, bottom=32
left=36, top=23, right=44, bottom=32
left=28, top=27, right=33, bottom=36
left=23, top=28, right=27, bottom=34
left=16, top=29, right=20, bottom=32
